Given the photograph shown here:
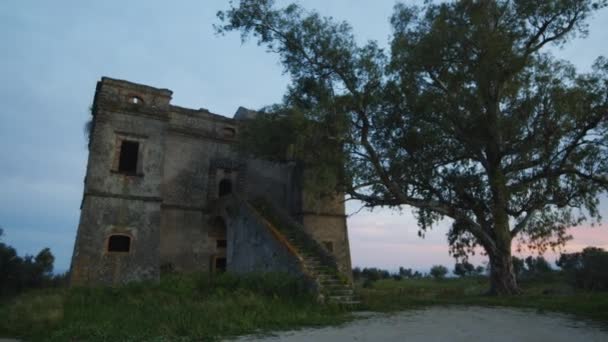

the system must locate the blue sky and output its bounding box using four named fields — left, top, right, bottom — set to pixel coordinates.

left=1, top=0, right=607, bottom=273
